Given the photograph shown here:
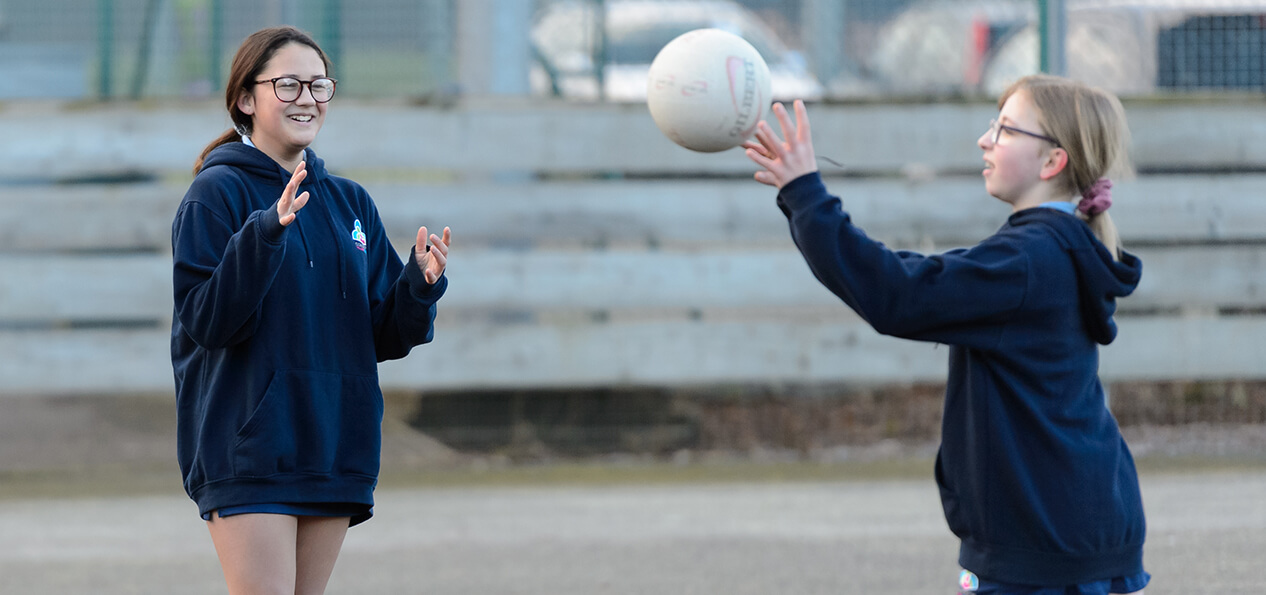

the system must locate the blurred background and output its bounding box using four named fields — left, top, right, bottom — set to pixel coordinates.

left=9, top=0, right=1266, bottom=101
left=2, top=1, right=1265, bottom=592
left=1, top=0, right=1265, bottom=499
